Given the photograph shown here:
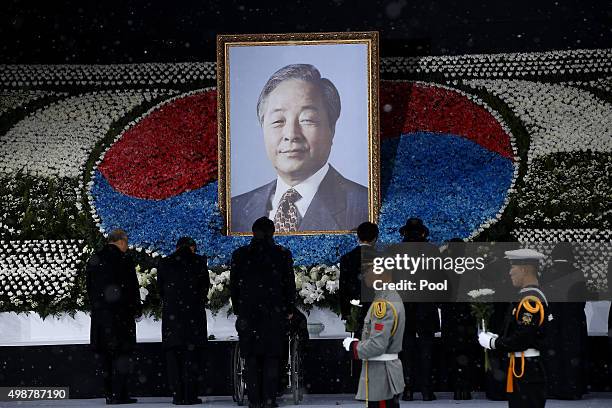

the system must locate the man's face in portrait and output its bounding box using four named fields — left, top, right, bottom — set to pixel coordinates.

left=262, top=79, right=334, bottom=185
